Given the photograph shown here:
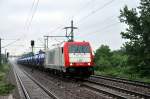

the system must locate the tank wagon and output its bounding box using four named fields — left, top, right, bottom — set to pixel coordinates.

left=17, top=41, right=94, bottom=77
